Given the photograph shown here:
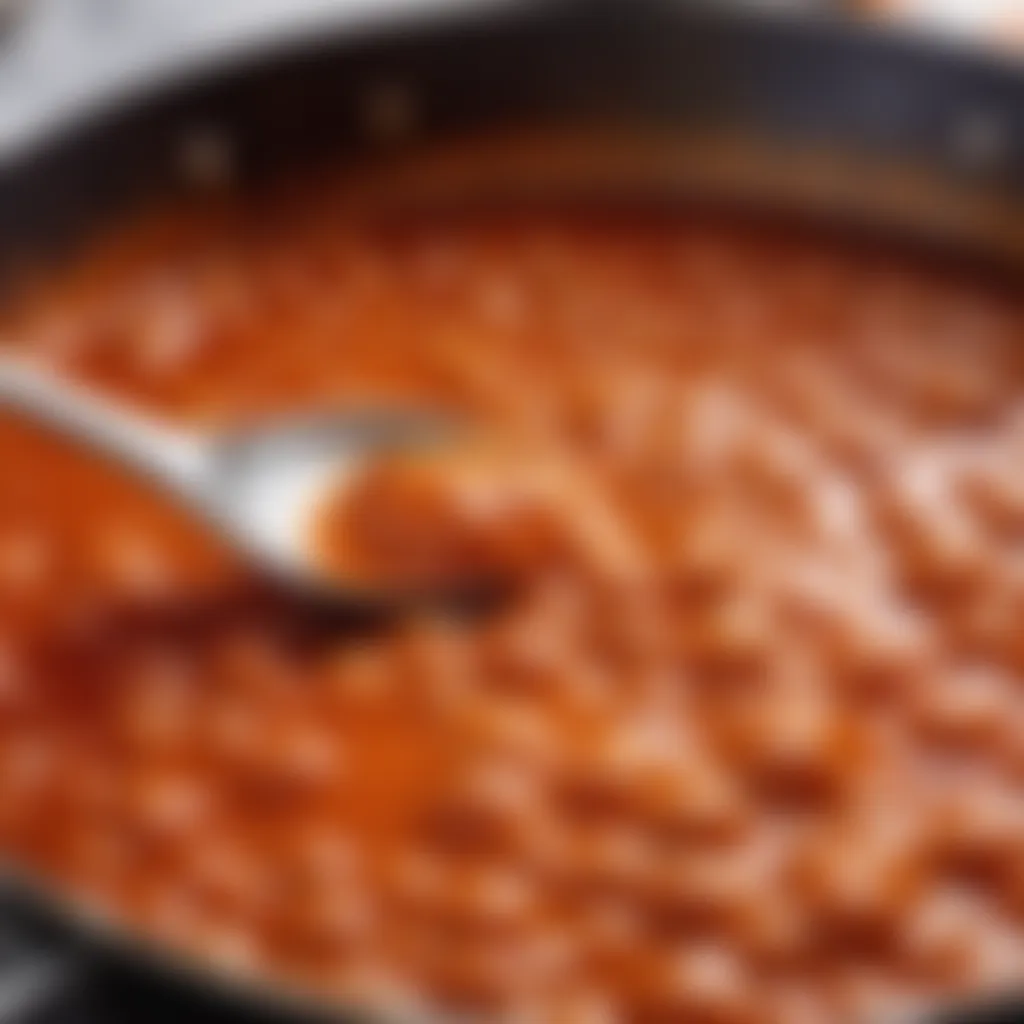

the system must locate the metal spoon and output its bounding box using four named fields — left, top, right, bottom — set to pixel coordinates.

left=0, top=359, right=453, bottom=605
